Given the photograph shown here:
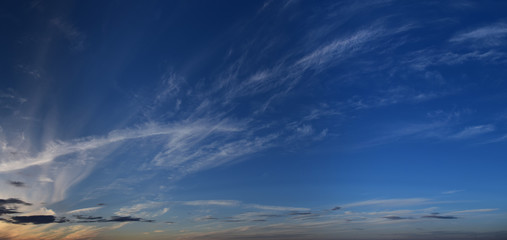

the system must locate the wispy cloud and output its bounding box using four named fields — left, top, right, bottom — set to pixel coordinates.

left=448, top=208, right=498, bottom=214
left=343, top=198, right=432, bottom=208
left=7, top=181, right=25, bottom=188
left=115, top=202, right=169, bottom=218
left=50, top=18, right=85, bottom=51
left=449, top=124, right=495, bottom=139
left=183, top=200, right=240, bottom=207
left=346, top=86, right=447, bottom=110
left=450, top=23, right=507, bottom=44
left=383, top=216, right=412, bottom=220
left=66, top=206, right=103, bottom=215
left=422, top=214, right=457, bottom=219
left=0, top=119, right=260, bottom=205
left=0, top=221, right=127, bottom=240
left=478, top=133, right=507, bottom=145
left=247, top=204, right=310, bottom=212
left=295, top=28, right=381, bottom=72
left=442, top=190, right=464, bottom=194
